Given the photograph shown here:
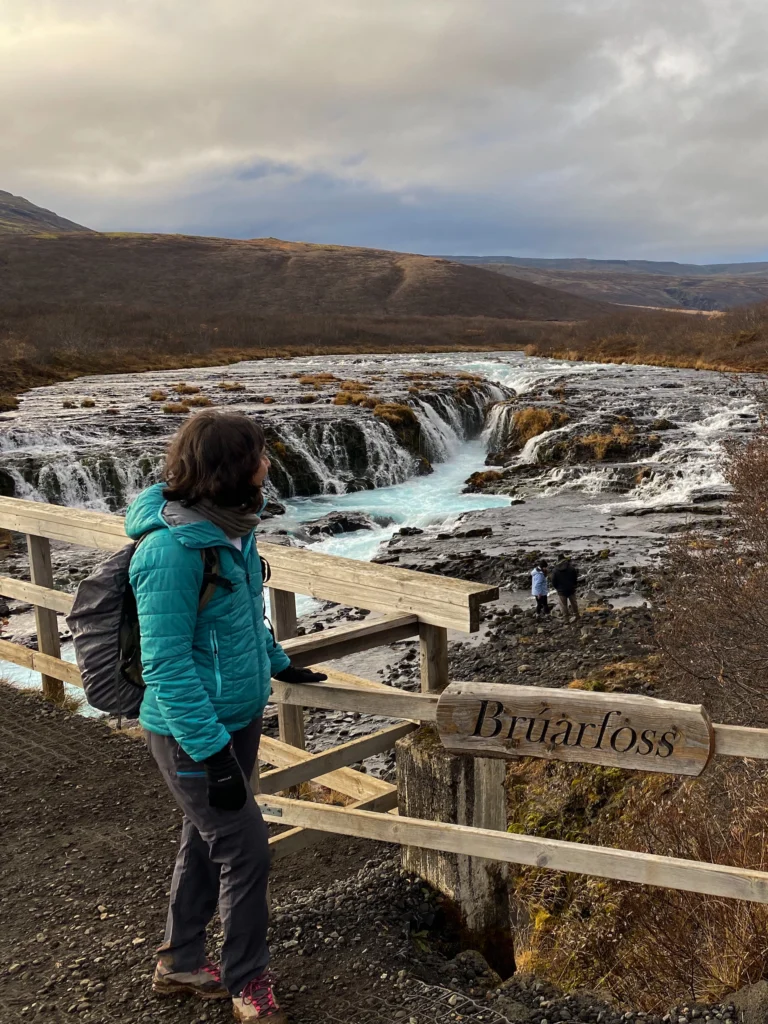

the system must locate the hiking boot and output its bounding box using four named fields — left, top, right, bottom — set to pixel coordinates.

left=232, top=972, right=287, bottom=1021
left=152, top=961, right=229, bottom=1000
